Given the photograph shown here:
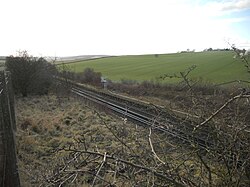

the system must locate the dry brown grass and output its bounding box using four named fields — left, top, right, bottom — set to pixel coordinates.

left=15, top=92, right=249, bottom=186
left=16, top=95, right=158, bottom=186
